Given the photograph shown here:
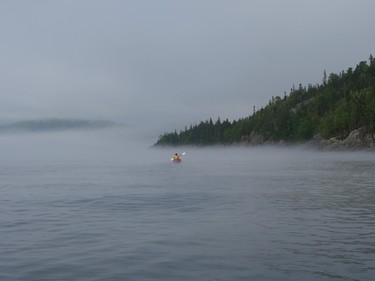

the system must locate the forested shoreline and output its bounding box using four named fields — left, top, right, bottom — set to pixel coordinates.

left=155, top=56, right=375, bottom=149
